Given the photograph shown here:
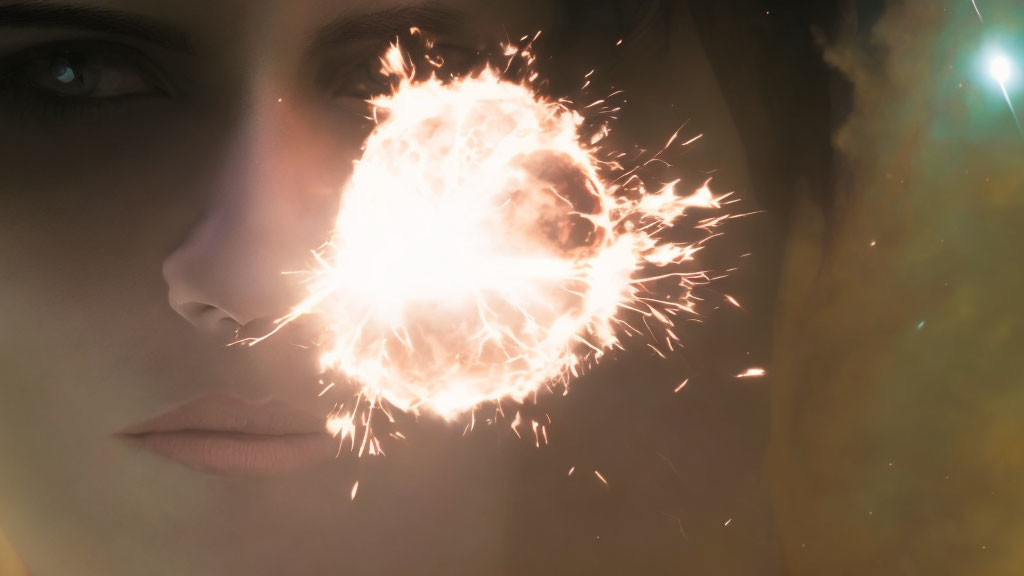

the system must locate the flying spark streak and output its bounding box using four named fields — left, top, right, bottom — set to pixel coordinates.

left=594, top=470, right=609, bottom=486
left=736, top=368, right=766, bottom=379
left=679, top=134, right=703, bottom=146
left=989, top=53, right=1023, bottom=134
left=350, top=481, right=360, bottom=501
left=661, top=513, right=688, bottom=539
left=245, top=36, right=733, bottom=449
left=971, top=0, right=983, bottom=23
left=673, top=379, right=689, bottom=393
